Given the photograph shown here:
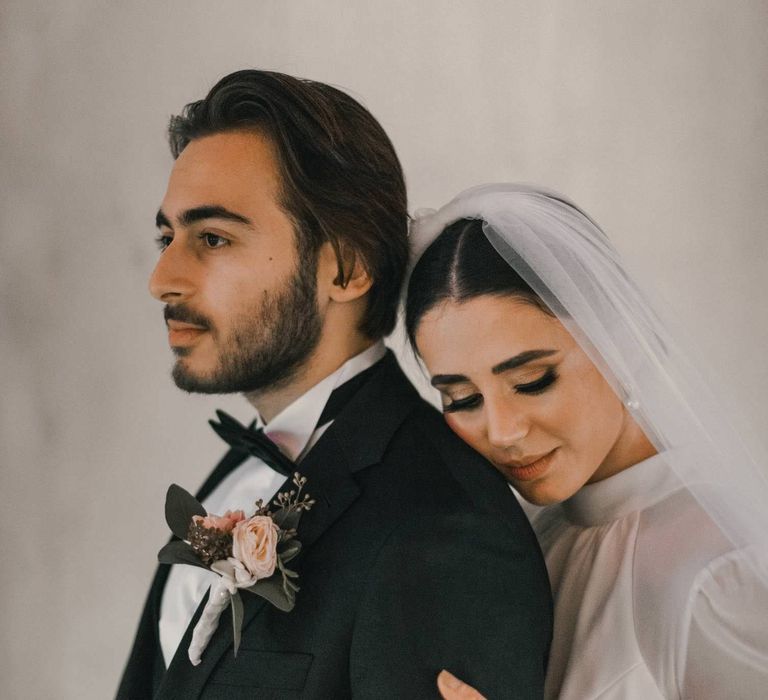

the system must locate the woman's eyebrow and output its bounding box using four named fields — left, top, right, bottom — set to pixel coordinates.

left=492, top=349, right=557, bottom=374
left=430, top=349, right=558, bottom=387
left=430, top=373, right=468, bottom=387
